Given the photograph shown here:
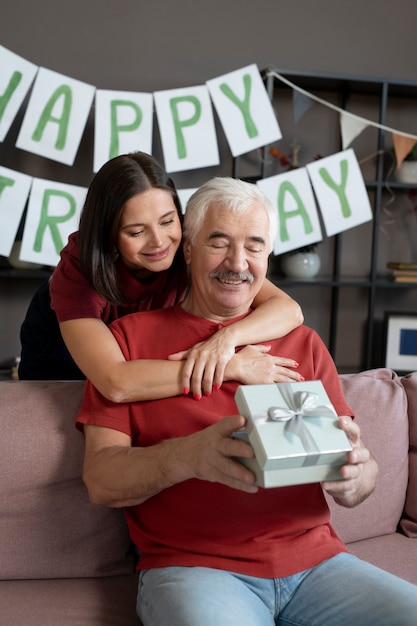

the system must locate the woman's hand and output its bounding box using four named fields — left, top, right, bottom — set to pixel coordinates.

left=168, top=327, right=237, bottom=399
left=169, top=332, right=302, bottom=399
left=226, top=344, right=302, bottom=386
